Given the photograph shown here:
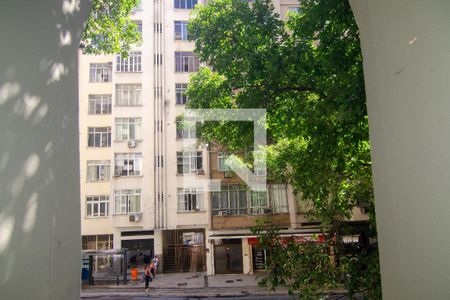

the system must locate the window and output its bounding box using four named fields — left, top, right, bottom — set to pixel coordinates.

left=176, top=118, right=197, bottom=139
left=177, top=151, right=203, bottom=174
left=116, top=84, right=142, bottom=105
left=177, top=187, right=203, bottom=212
left=211, top=185, right=248, bottom=215
left=132, top=0, right=143, bottom=11
left=133, top=20, right=142, bottom=33
left=82, top=234, right=113, bottom=250
left=175, top=83, right=188, bottom=104
left=89, top=63, right=112, bottom=82
left=287, top=6, right=300, bottom=13
left=116, top=52, right=142, bottom=72
left=86, top=195, right=110, bottom=218
left=114, top=189, right=141, bottom=214
left=218, top=152, right=232, bottom=171
left=87, top=160, right=111, bottom=182
left=88, top=94, right=112, bottom=115
left=114, top=153, right=142, bottom=176
left=269, top=184, right=289, bottom=213
left=175, top=52, right=200, bottom=72
left=174, top=0, right=197, bottom=9
left=250, top=189, right=268, bottom=214
left=88, top=127, right=111, bottom=147
left=174, top=21, right=189, bottom=40
left=115, top=118, right=142, bottom=141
